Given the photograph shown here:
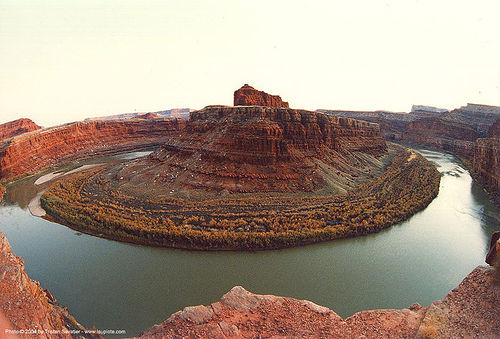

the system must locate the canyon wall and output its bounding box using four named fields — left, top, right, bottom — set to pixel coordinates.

left=0, top=118, right=186, bottom=180
left=0, top=232, right=92, bottom=338
left=472, top=119, right=500, bottom=199
left=402, top=117, right=478, bottom=160
left=187, top=105, right=387, bottom=160
left=0, top=118, right=41, bottom=141
left=123, top=105, right=388, bottom=193
left=135, top=266, right=499, bottom=338
left=234, top=84, right=289, bottom=108
left=317, top=110, right=419, bottom=140
left=442, top=103, right=500, bottom=137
